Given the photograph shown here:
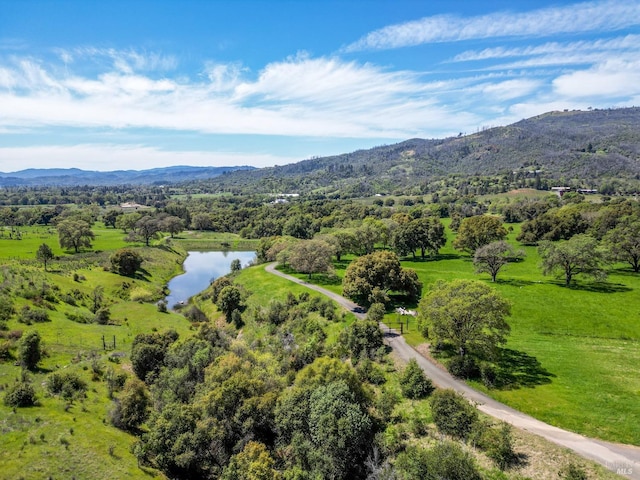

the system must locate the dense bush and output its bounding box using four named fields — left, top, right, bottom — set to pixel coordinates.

left=18, top=306, right=50, bottom=324
left=399, top=358, right=433, bottom=399
left=110, top=248, right=143, bottom=276
left=47, top=371, right=87, bottom=400
left=395, top=442, right=482, bottom=480
left=447, top=355, right=480, bottom=379
left=429, top=389, right=479, bottom=440
left=110, top=377, right=150, bottom=431
left=18, top=330, right=43, bottom=371
left=4, top=381, right=37, bottom=407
